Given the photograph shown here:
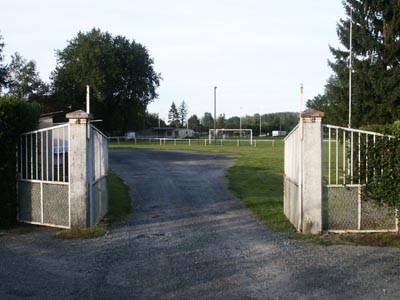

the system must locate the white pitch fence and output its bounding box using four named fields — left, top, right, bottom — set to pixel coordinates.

left=323, top=124, right=397, bottom=232
left=17, top=112, right=108, bottom=229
